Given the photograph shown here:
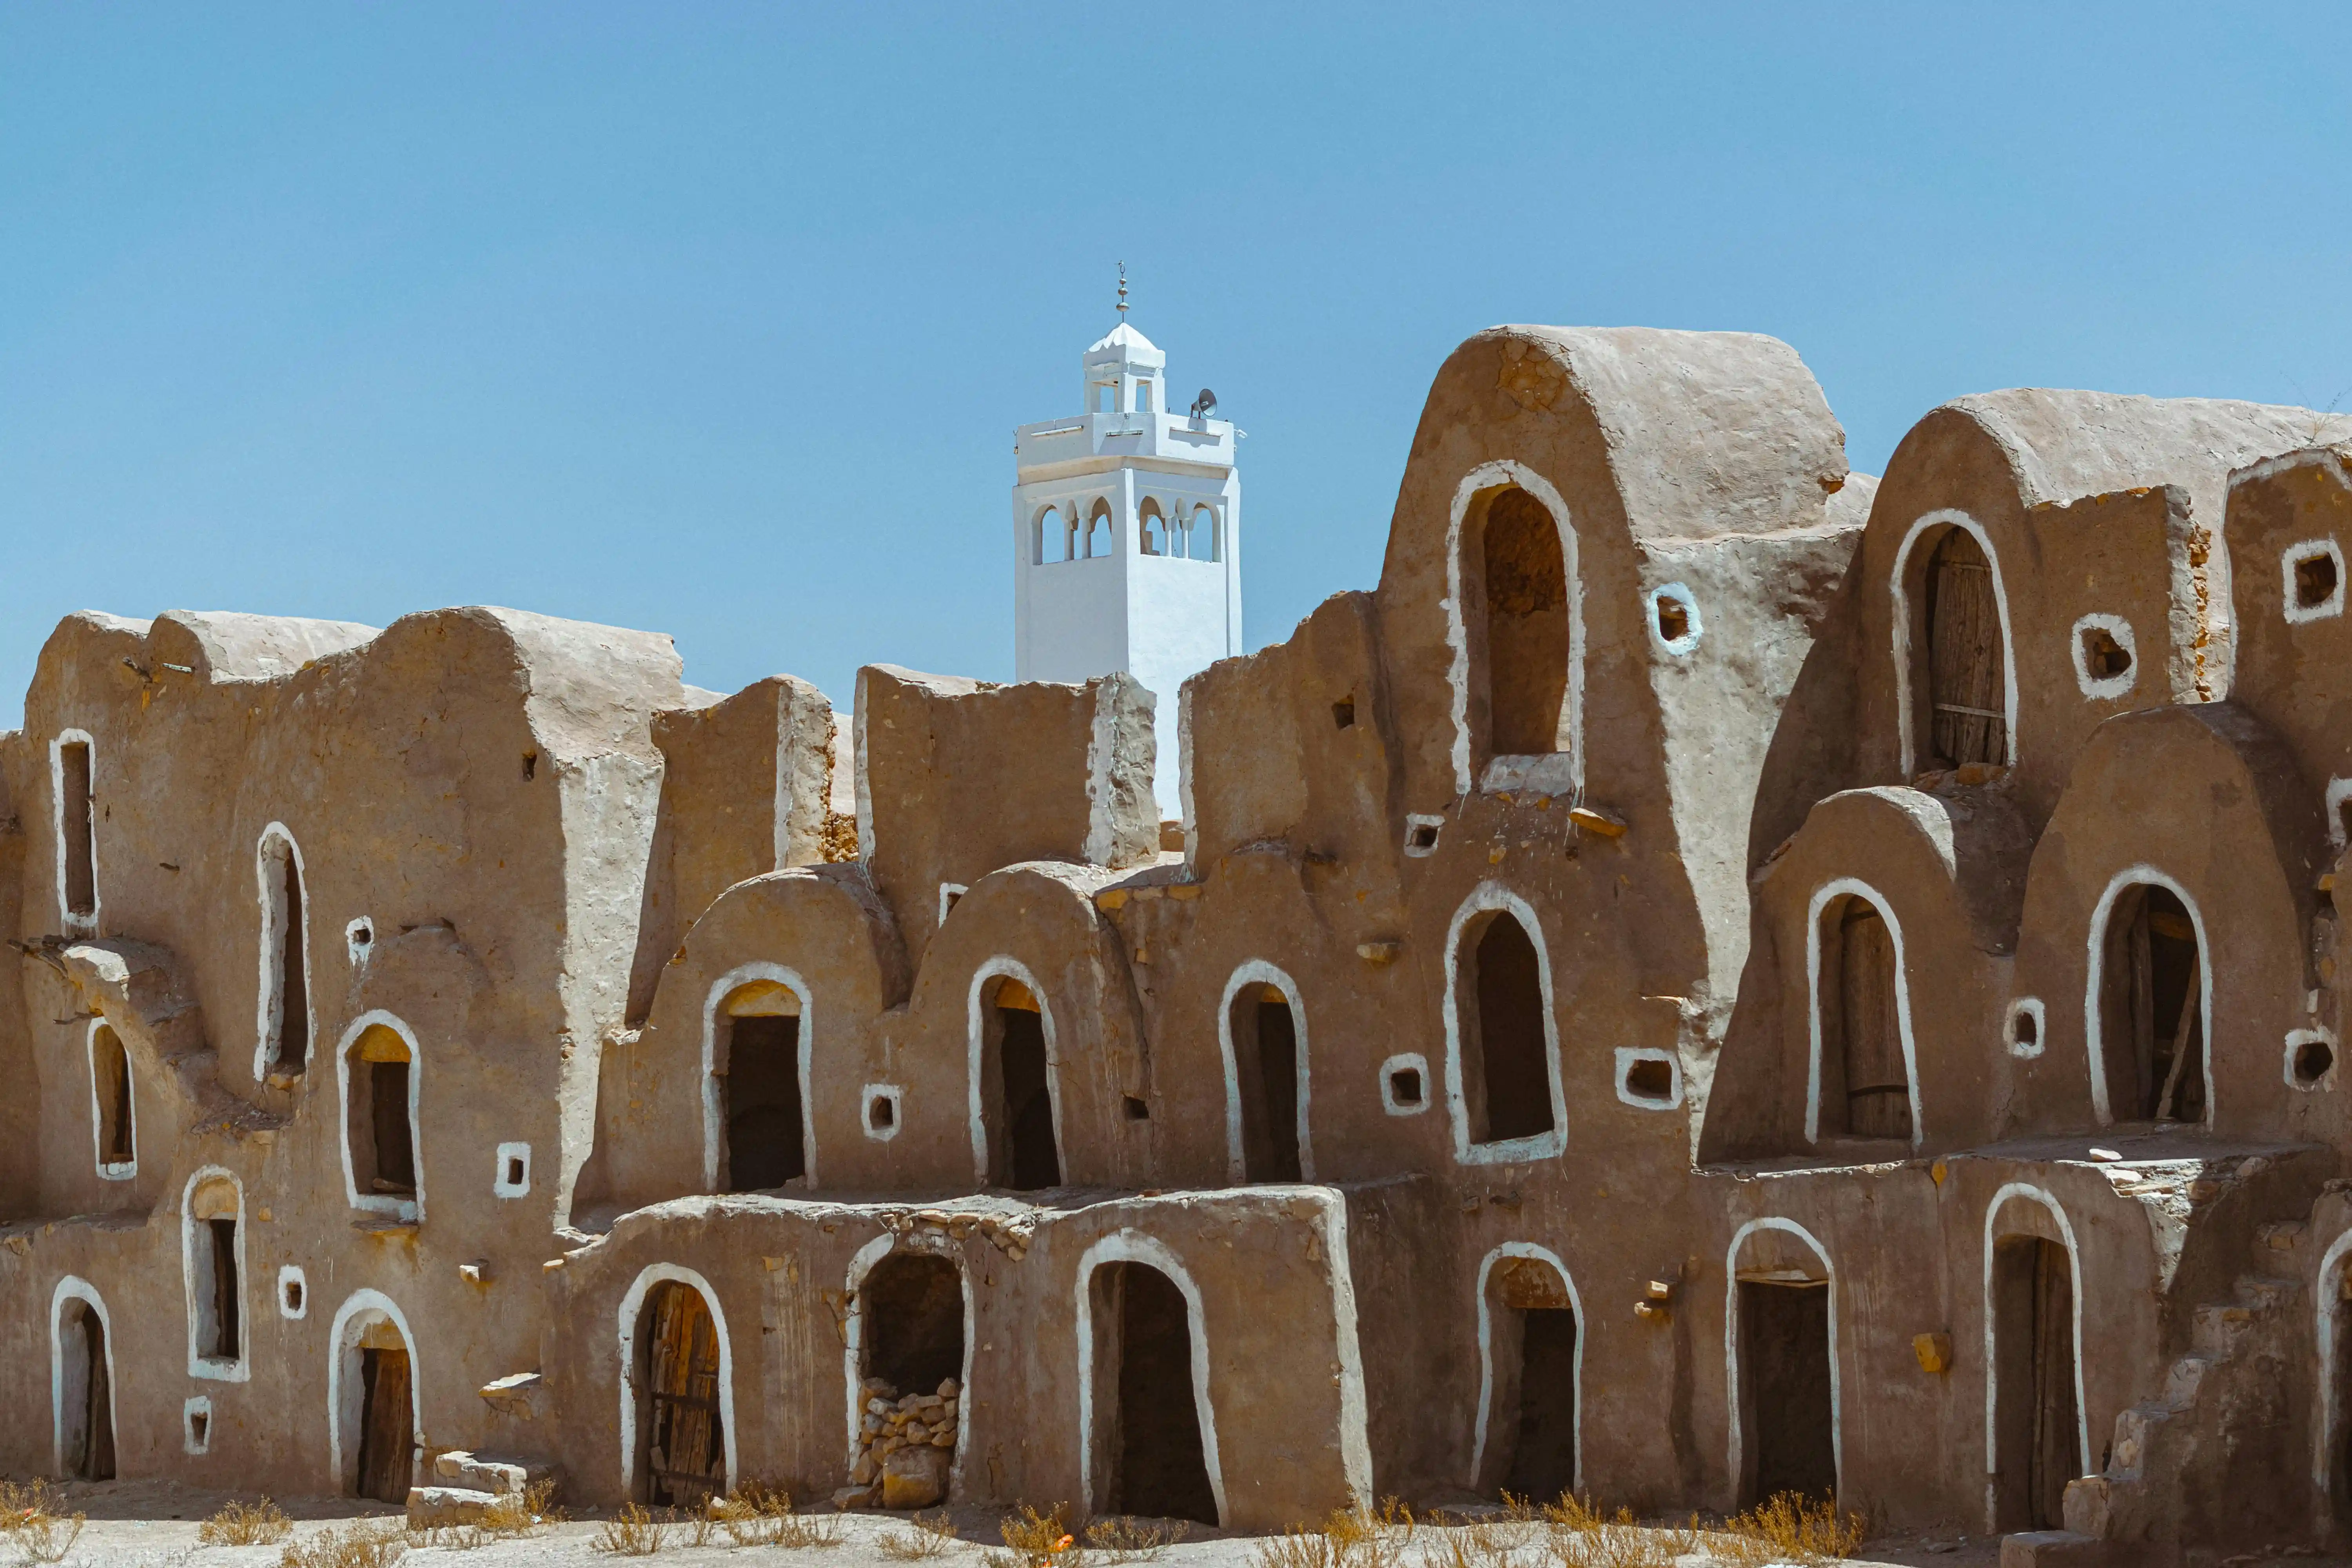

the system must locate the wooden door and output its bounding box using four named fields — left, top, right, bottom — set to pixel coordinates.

left=1927, top=529, right=2005, bottom=767
left=82, top=1309, right=115, bottom=1481
left=644, top=1283, right=726, bottom=1504
left=1839, top=905, right=1911, bottom=1139
left=356, top=1347, right=413, bottom=1503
